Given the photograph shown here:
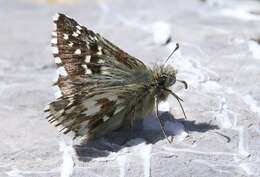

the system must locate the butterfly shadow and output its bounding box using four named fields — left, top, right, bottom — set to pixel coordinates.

left=74, top=111, right=219, bottom=162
